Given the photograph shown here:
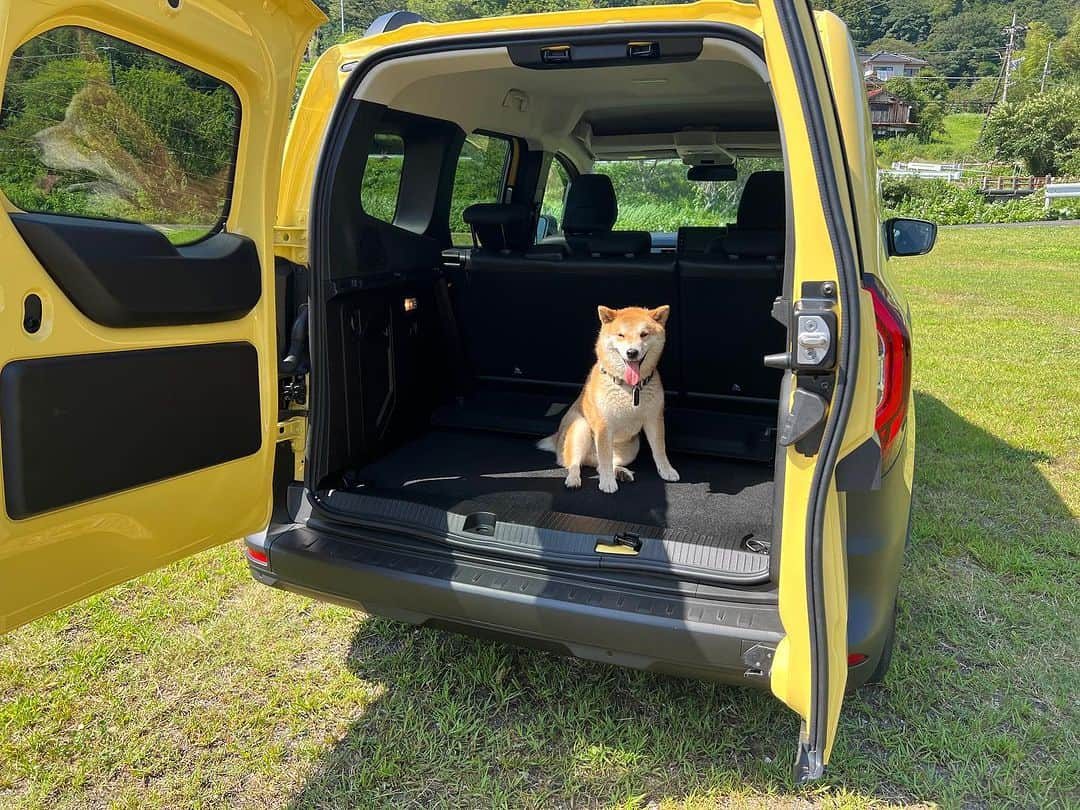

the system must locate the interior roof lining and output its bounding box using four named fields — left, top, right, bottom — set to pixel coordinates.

left=351, top=37, right=777, bottom=166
